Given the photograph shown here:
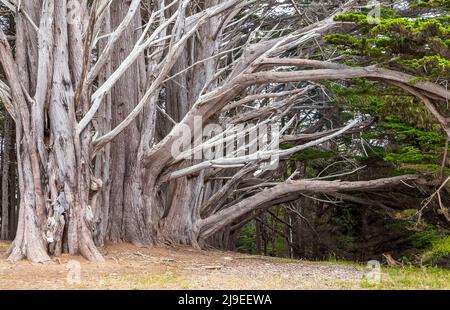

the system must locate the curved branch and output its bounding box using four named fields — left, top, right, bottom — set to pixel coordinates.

left=198, top=174, right=424, bottom=240
left=241, top=65, right=450, bottom=101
